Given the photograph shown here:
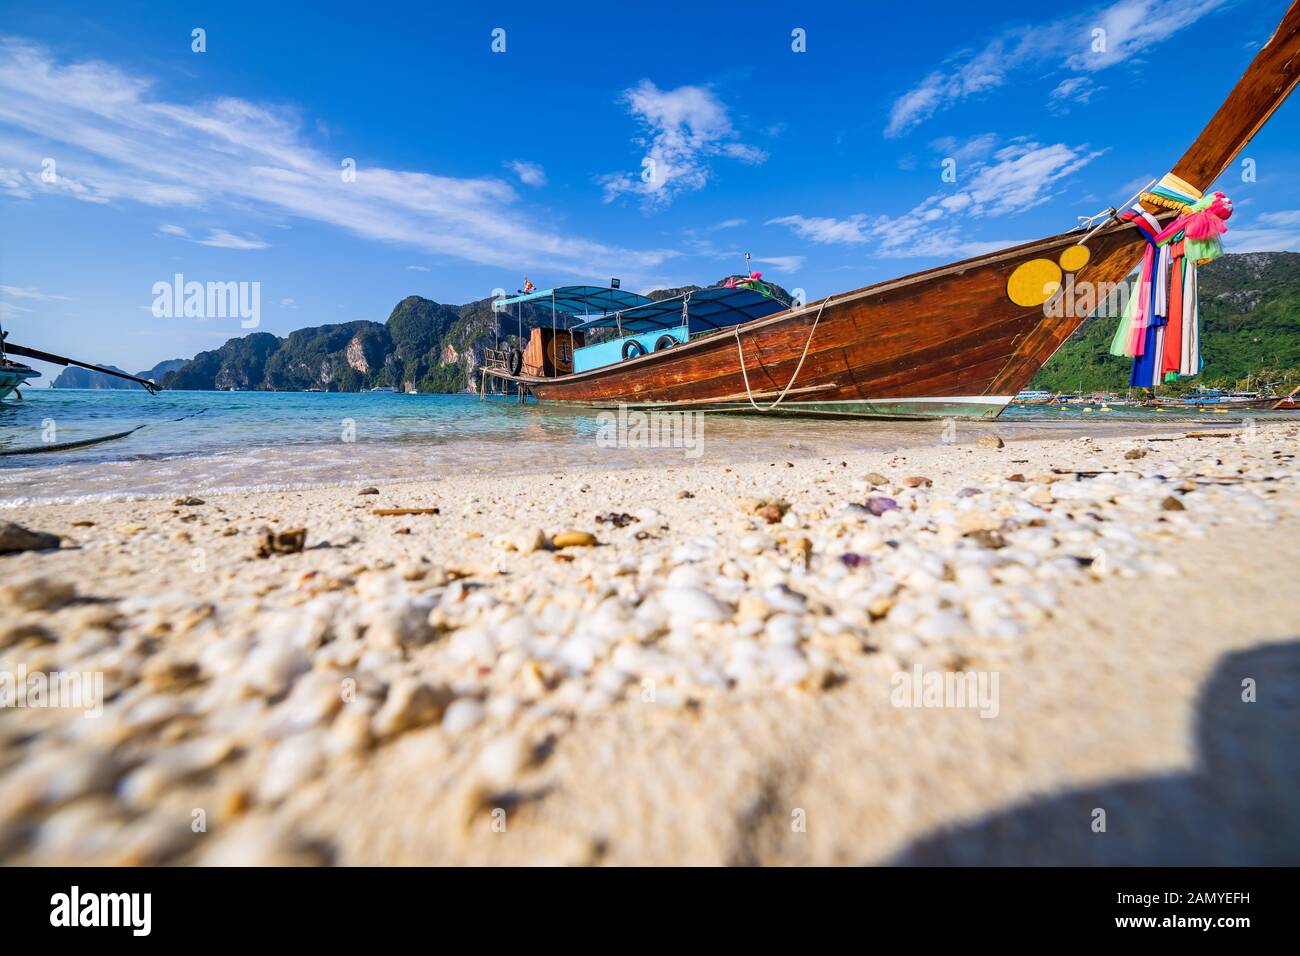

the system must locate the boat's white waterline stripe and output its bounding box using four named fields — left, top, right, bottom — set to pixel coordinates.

left=628, top=394, right=1015, bottom=407
left=868, top=395, right=1014, bottom=405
